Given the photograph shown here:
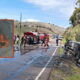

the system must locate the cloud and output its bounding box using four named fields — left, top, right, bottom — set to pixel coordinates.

left=60, top=6, right=75, bottom=18
left=23, top=18, right=40, bottom=22
left=59, top=0, right=76, bottom=18
left=23, top=0, right=75, bottom=18
left=24, top=0, right=65, bottom=9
